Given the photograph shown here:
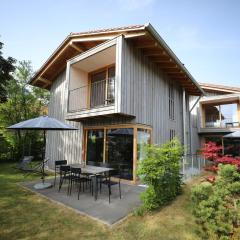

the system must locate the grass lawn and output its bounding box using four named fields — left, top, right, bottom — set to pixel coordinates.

left=0, top=162, right=203, bottom=240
